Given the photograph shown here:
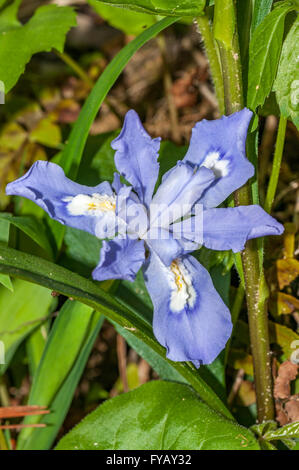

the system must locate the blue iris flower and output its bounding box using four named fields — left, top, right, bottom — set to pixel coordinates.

left=6, top=109, right=284, bottom=366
